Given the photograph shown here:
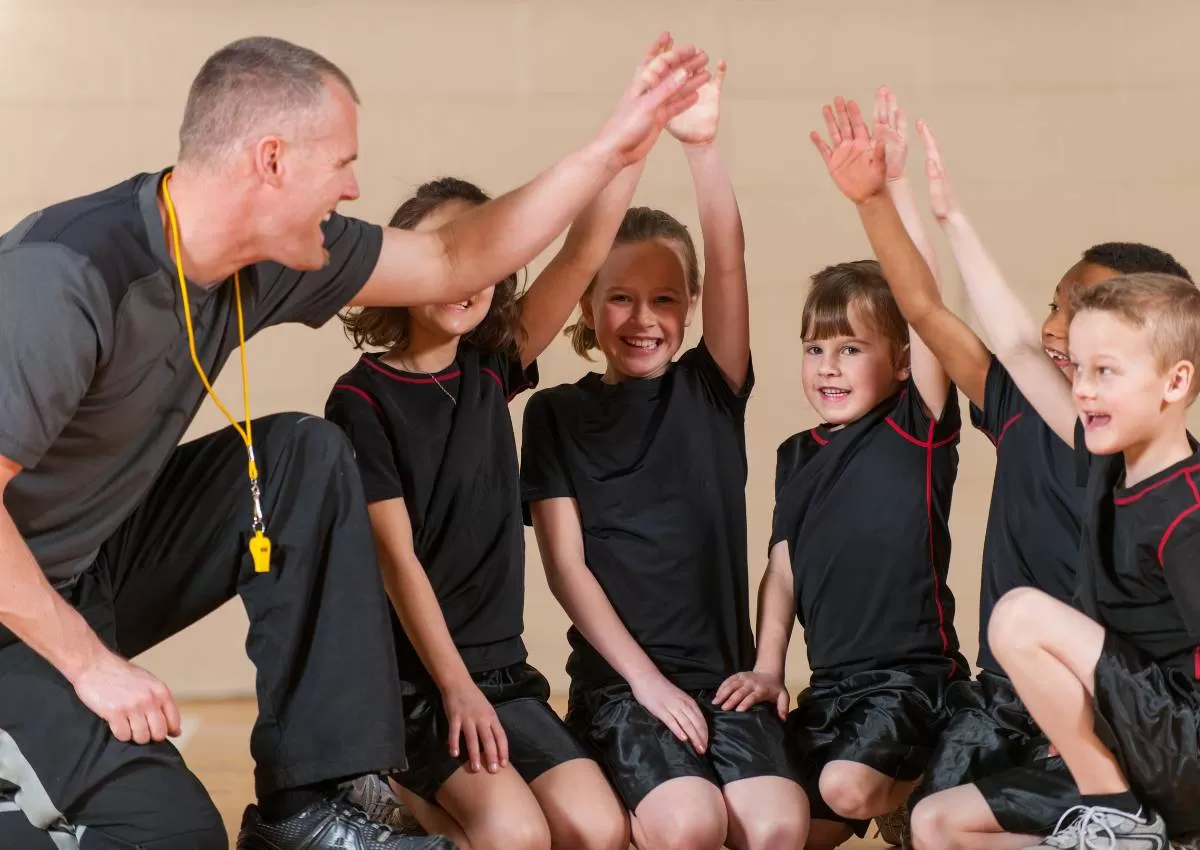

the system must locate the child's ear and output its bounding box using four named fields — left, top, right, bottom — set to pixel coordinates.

left=1164, top=359, right=1194, bottom=404
left=895, top=342, right=912, bottom=382
left=684, top=292, right=700, bottom=328
left=580, top=296, right=596, bottom=329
